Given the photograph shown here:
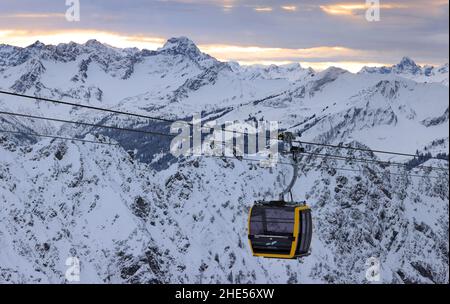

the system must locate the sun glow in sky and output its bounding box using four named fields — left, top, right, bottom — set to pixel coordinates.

left=0, top=0, right=448, bottom=71
left=319, top=3, right=407, bottom=16
left=0, top=29, right=167, bottom=51
left=0, top=28, right=389, bottom=72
